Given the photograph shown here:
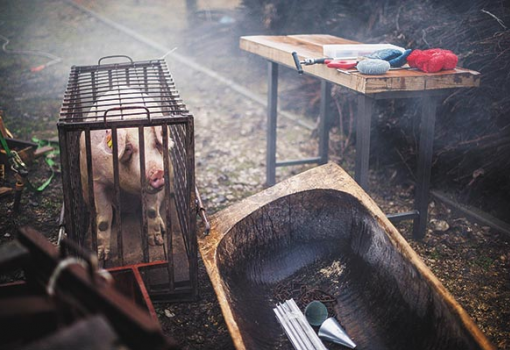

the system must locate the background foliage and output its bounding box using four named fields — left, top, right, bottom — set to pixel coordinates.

left=238, top=0, right=510, bottom=220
